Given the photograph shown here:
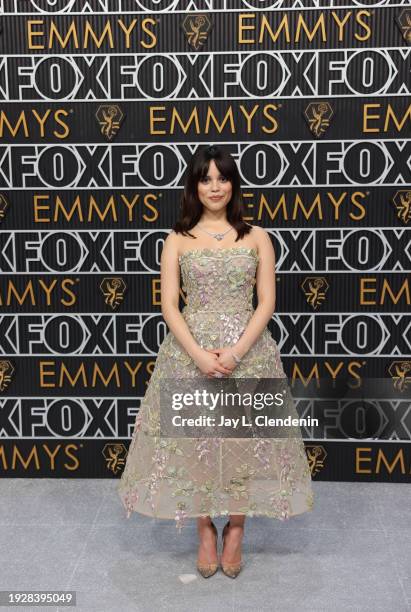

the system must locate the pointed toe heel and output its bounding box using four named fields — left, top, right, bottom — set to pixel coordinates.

left=220, top=521, right=243, bottom=579
left=197, top=521, right=219, bottom=578
left=221, top=563, right=243, bottom=579
left=196, top=563, right=219, bottom=578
